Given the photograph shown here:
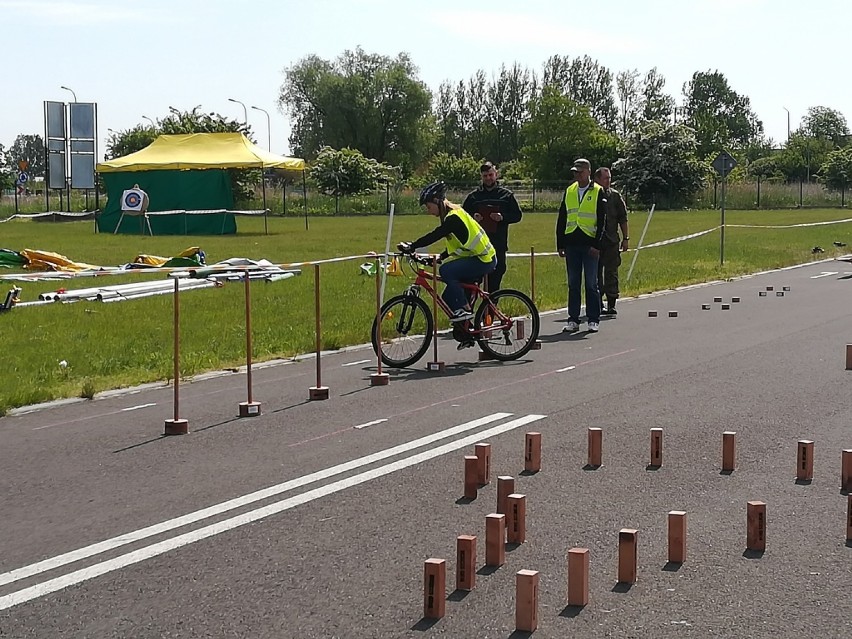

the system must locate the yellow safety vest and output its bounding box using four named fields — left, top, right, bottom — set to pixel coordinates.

left=563, top=182, right=602, bottom=238
left=444, top=209, right=497, bottom=263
